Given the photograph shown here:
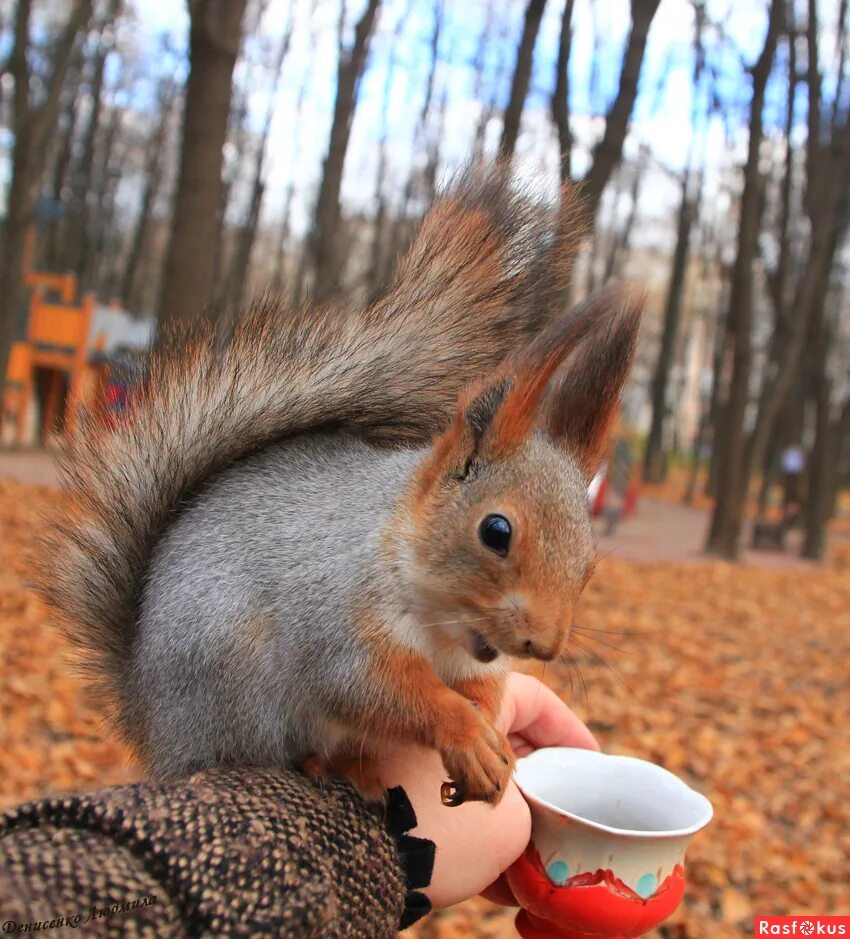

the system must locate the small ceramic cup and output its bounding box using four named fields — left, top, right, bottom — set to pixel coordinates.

left=504, top=748, right=713, bottom=939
